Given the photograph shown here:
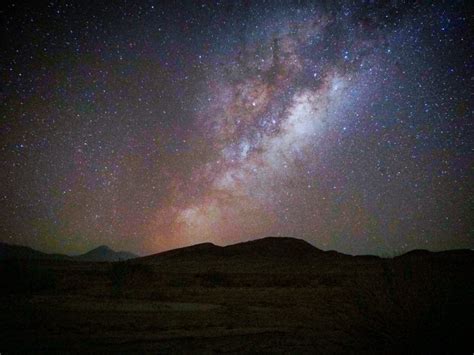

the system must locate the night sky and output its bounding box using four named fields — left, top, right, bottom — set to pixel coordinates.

left=1, top=1, right=472, bottom=256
